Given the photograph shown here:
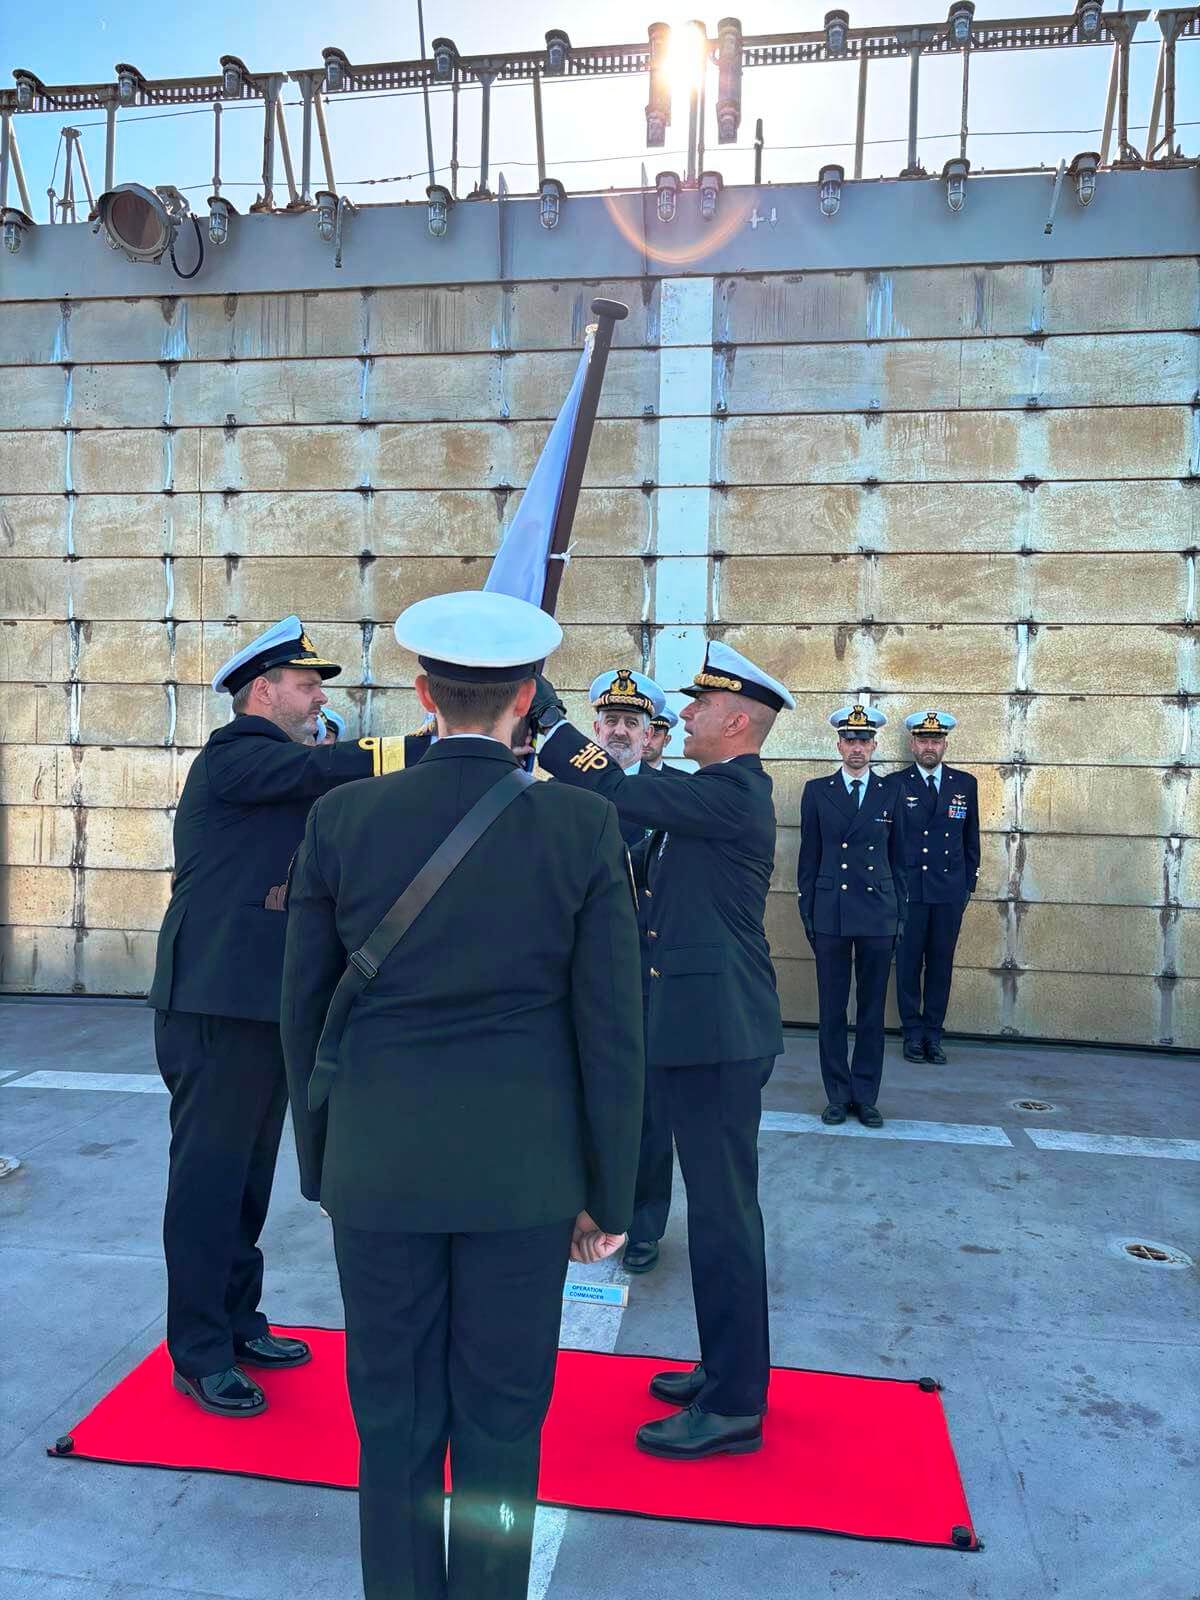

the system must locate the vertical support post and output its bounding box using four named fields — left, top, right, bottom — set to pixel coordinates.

left=74, top=132, right=95, bottom=210
left=60, top=133, right=75, bottom=223
left=0, top=110, right=10, bottom=211
left=298, top=74, right=314, bottom=203
left=259, top=74, right=282, bottom=210
left=686, top=79, right=700, bottom=182
left=104, top=93, right=116, bottom=192
left=1099, top=39, right=1119, bottom=164
left=533, top=69, right=546, bottom=185
left=754, top=117, right=764, bottom=184
left=1115, top=21, right=1133, bottom=160
left=959, top=41, right=970, bottom=161
left=853, top=53, right=868, bottom=179
left=314, top=90, right=336, bottom=191
left=416, top=0, right=436, bottom=189
left=212, top=100, right=223, bottom=196
left=451, top=75, right=460, bottom=197
left=897, top=31, right=927, bottom=176
left=696, top=32, right=707, bottom=179
left=478, top=72, right=493, bottom=194
left=10, top=127, right=33, bottom=217
left=275, top=99, right=299, bottom=205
